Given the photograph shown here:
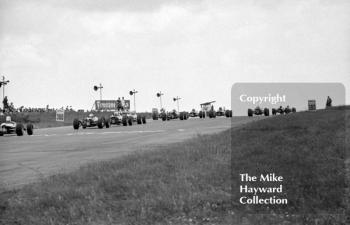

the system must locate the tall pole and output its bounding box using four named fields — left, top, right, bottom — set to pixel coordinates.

left=0, top=76, right=10, bottom=111
left=160, top=95, right=162, bottom=109
left=157, top=91, right=164, bottom=109
left=173, top=96, right=181, bottom=112
left=129, top=89, right=138, bottom=112
left=99, top=83, right=103, bottom=101
left=133, top=92, right=136, bottom=112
